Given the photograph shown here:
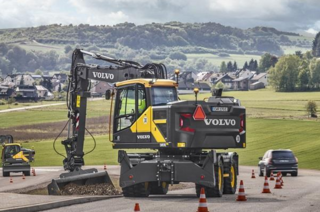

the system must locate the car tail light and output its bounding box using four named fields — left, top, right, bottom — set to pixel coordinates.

left=179, top=113, right=195, bottom=133
left=268, top=158, right=273, bottom=165
left=295, top=157, right=298, bottom=163
left=239, top=114, right=244, bottom=134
